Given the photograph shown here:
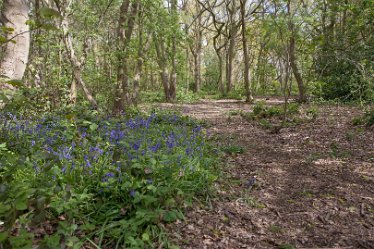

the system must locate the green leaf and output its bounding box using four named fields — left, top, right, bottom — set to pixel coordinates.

left=169, top=245, right=180, bottom=249
left=15, top=199, right=28, bottom=211
left=0, top=203, right=11, bottom=215
left=41, top=234, right=60, bottom=248
left=1, top=26, right=14, bottom=33
left=40, top=23, right=59, bottom=31
left=163, top=210, right=178, bottom=223
left=89, top=123, right=98, bottom=131
left=141, top=232, right=150, bottom=241
left=150, top=158, right=157, bottom=166
left=36, top=196, right=46, bottom=210
left=82, top=120, right=92, bottom=126
left=165, top=198, right=176, bottom=208
left=0, top=232, right=8, bottom=242
left=6, top=79, right=23, bottom=87
left=39, top=7, right=62, bottom=19
left=0, top=36, right=8, bottom=44
left=80, top=222, right=95, bottom=231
